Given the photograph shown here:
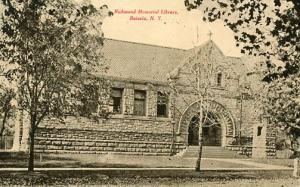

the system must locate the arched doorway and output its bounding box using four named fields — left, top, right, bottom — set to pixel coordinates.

left=188, top=112, right=222, bottom=146
left=177, top=100, right=236, bottom=147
